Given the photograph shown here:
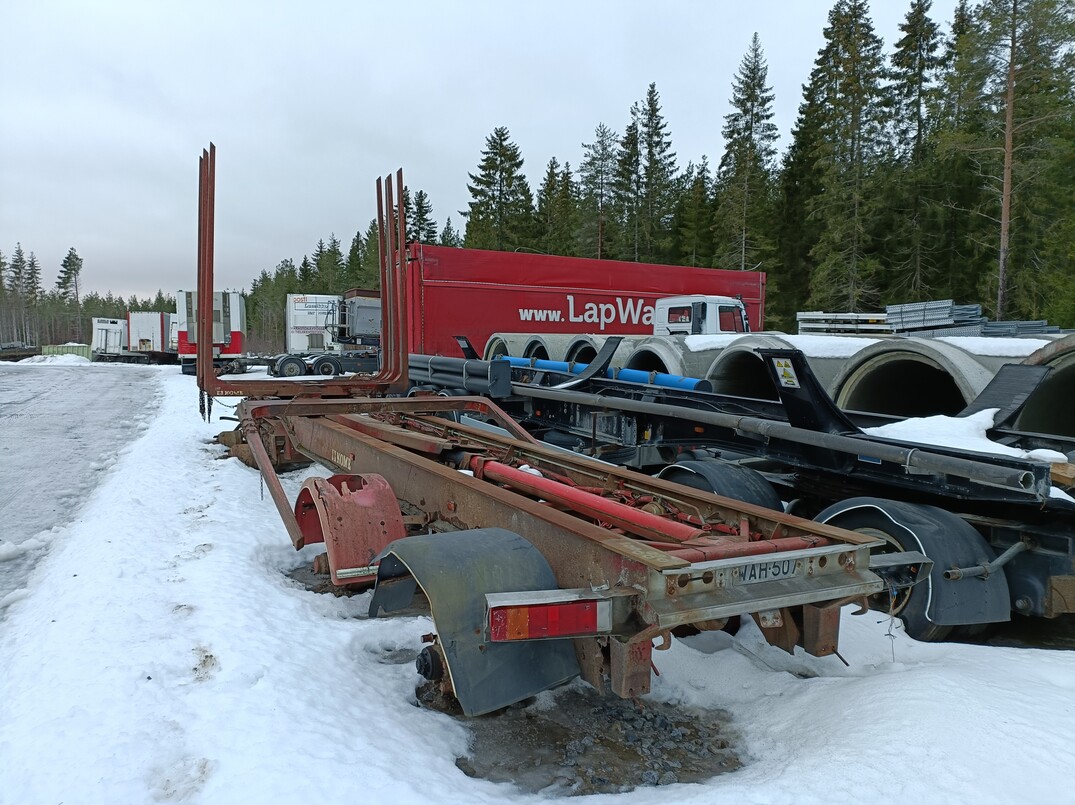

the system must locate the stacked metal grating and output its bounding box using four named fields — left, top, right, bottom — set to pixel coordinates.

left=797, top=299, right=1061, bottom=337
left=795, top=311, right=891, bottom=334
left=884, top=300, right=989, bottom=334
left=981, top=320, right=1061, bottom=336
